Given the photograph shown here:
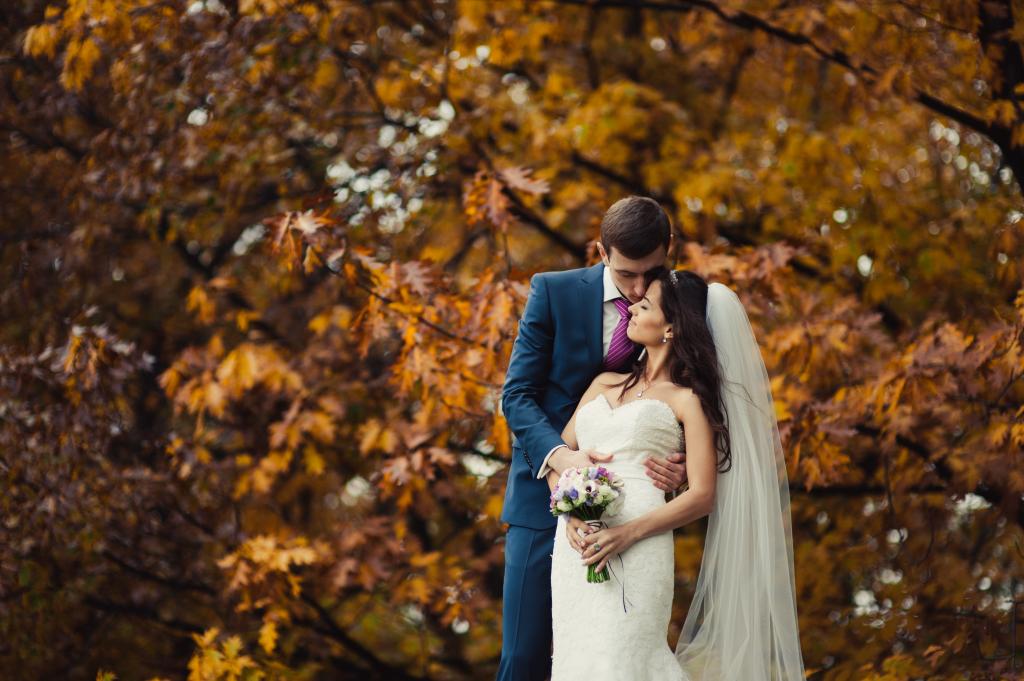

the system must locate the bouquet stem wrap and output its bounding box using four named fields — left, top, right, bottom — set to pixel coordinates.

left=583, top=519, right=609, bottom=583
